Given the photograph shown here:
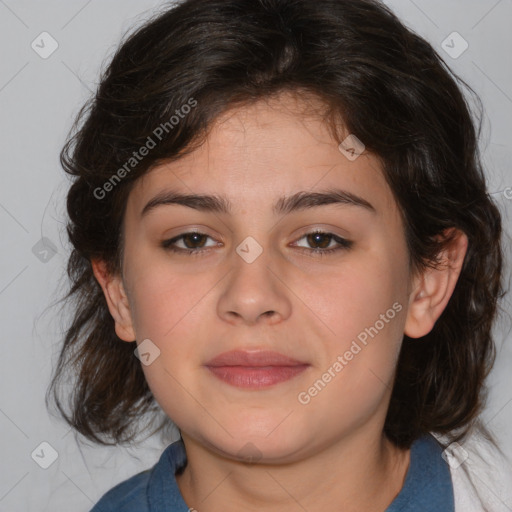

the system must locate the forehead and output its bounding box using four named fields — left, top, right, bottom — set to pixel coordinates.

left=127, top=92, right=398, bottom=220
